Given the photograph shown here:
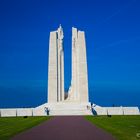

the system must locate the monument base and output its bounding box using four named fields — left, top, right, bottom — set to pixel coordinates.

left=33, top=102, right=93, bottom=116
left=33, top=103, right=139, bottom=116
left=0, top=104, right=139, bottom=117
